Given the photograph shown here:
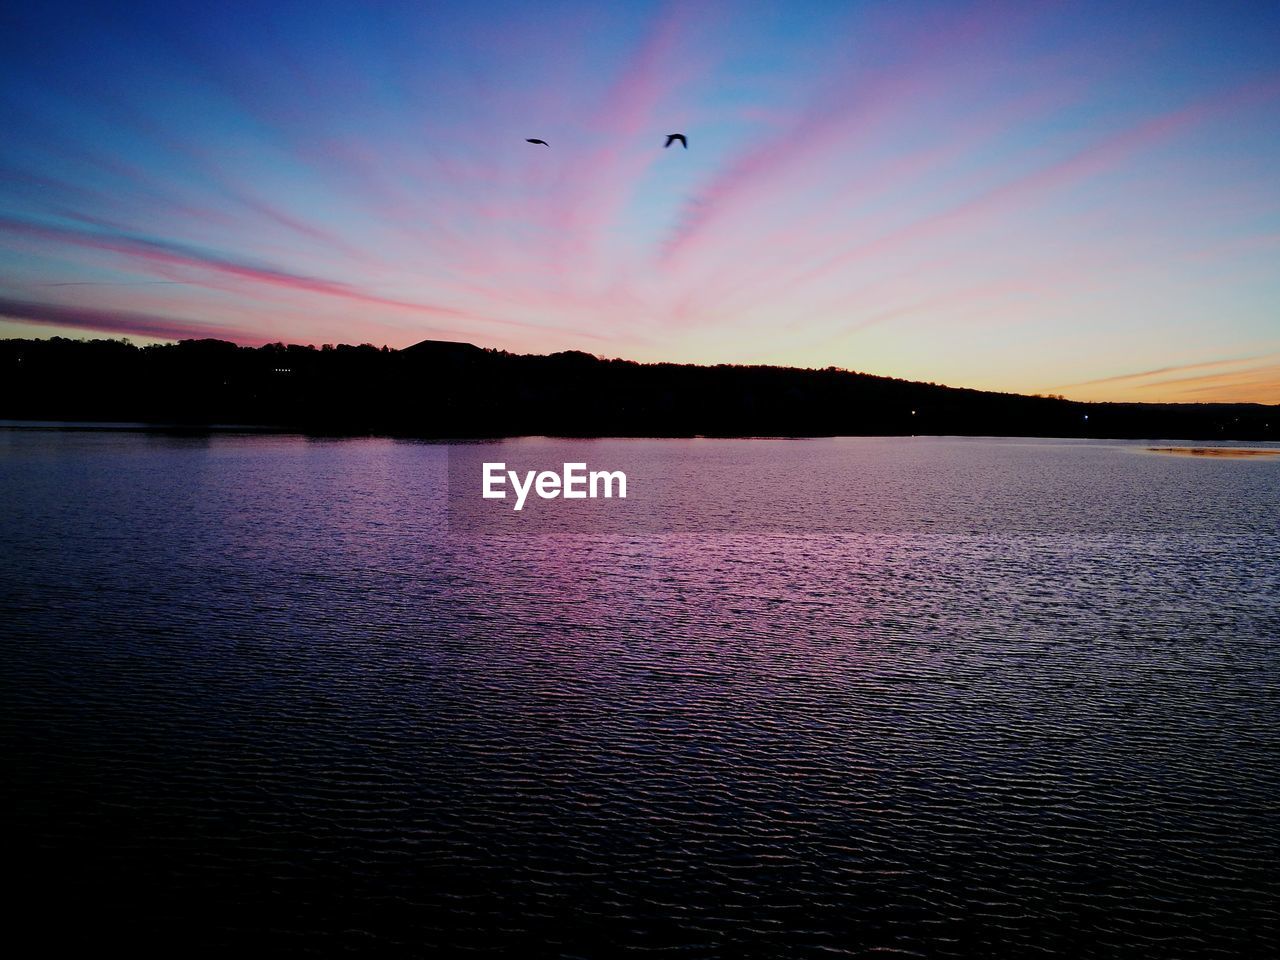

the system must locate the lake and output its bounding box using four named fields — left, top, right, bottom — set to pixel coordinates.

left=1, top=429, right=1277, bottom=957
